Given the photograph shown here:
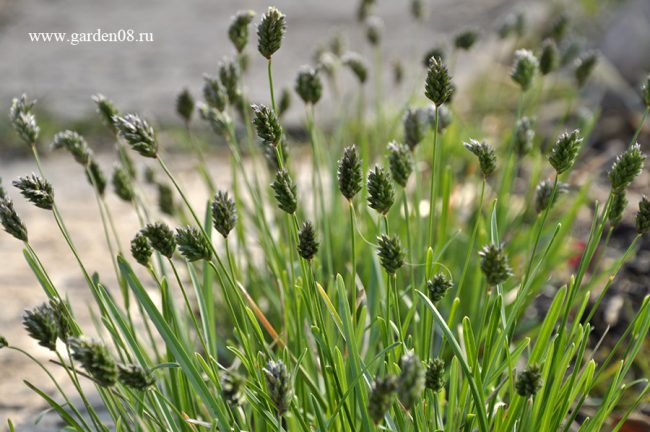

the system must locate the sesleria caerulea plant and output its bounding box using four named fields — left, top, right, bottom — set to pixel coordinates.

left=2, top=3, right=650, bottom=432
